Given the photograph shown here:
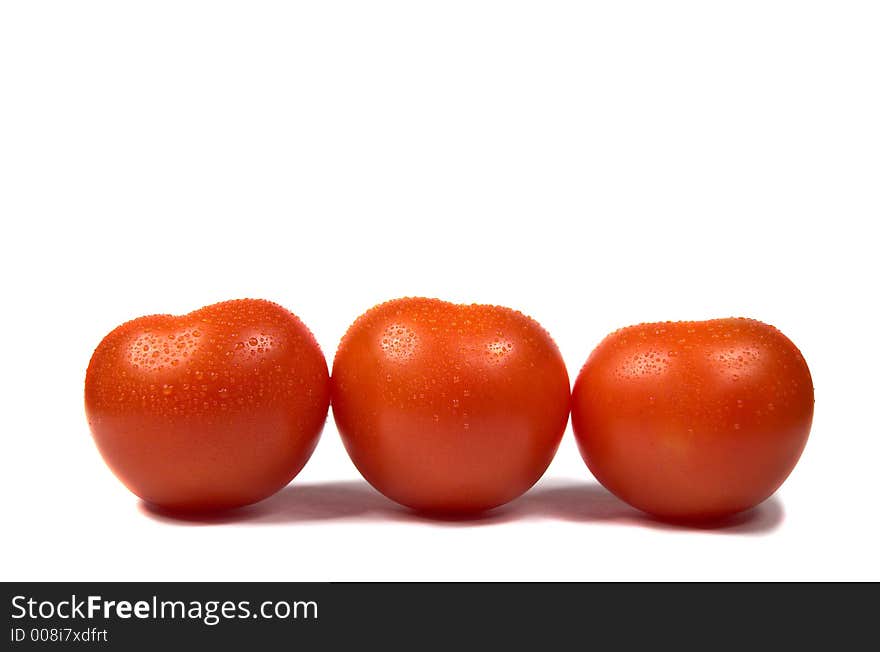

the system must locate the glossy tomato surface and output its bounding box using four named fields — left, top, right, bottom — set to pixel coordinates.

left=571, top=318, right=813, bottom=520
left=331, top=298, right=570, bottom=513
left=85, top=299, right=330, bottom=511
